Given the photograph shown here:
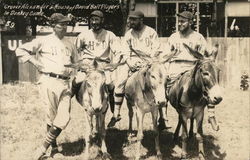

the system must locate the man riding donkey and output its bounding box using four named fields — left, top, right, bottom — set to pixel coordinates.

left=159, top=11, right=220, bottom=131
left=72, top=10, right=120, bottom=102
left=107, top=10, right=171, bottom=128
